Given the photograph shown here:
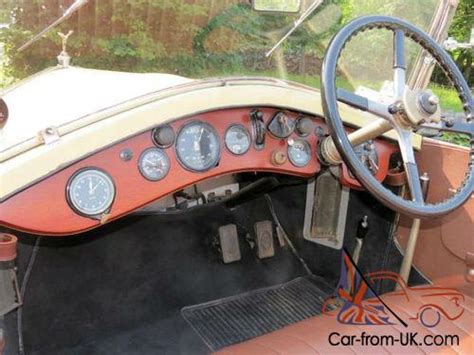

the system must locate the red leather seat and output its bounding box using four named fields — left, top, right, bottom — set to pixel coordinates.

left=216, top=286, right=474, bottom=354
